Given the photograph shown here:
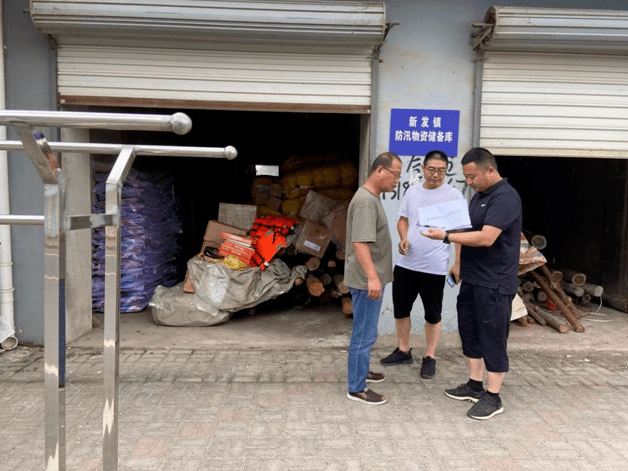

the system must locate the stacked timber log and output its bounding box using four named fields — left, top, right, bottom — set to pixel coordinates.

left=519, top=229, right=627, bottom=314
left=522, top=230, right=547, bottom=251
left=544, top=265, right=611, bottom=313
left=515, top=263, right=607, bottom=333
left=278, top=244, right=352, bottom=316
